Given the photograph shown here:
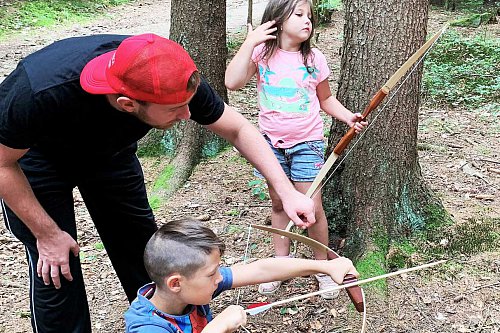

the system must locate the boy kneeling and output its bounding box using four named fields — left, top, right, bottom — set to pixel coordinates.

left=125, top=218, right=358, bottom=332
